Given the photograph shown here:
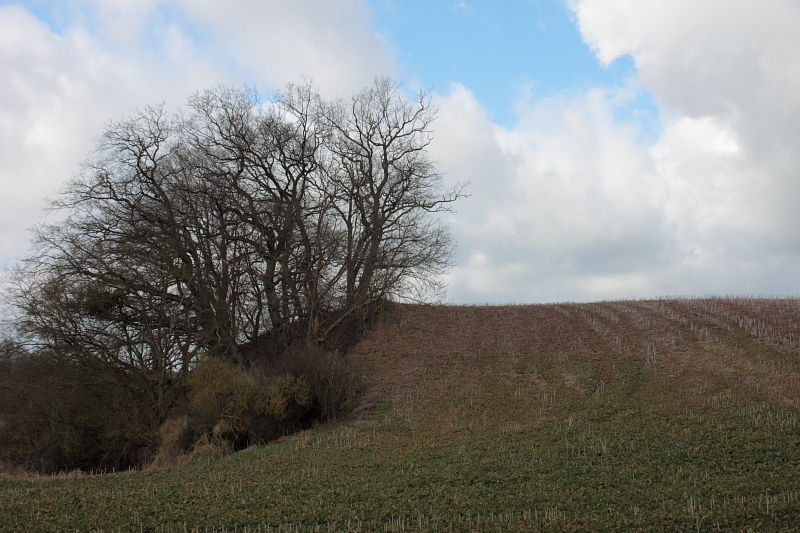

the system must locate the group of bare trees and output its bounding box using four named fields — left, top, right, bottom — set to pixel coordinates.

left=1, top=77, right=463, bottom=470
